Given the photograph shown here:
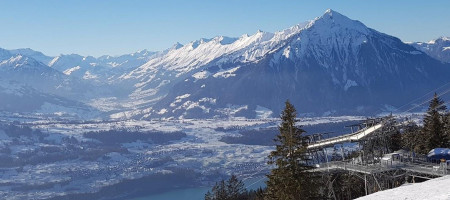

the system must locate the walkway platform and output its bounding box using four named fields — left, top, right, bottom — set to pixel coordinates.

left=310, top=161, right=448, bottom=177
